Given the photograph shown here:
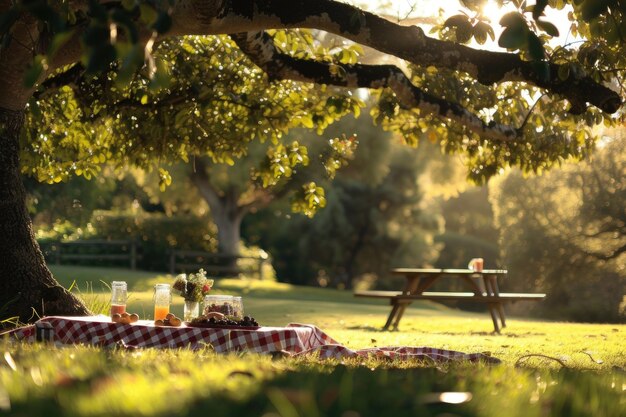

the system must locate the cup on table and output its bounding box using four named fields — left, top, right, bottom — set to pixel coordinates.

left=468, top=258, right=484, bottom=272
left=110, top=281, right=127, bottom=318
left=154, top=283, right=171, bottom=320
